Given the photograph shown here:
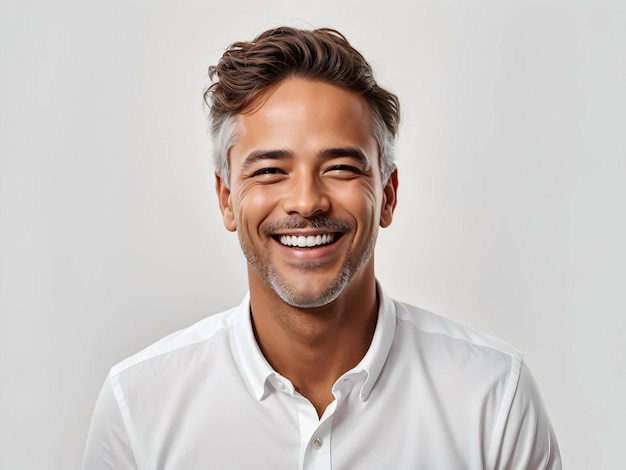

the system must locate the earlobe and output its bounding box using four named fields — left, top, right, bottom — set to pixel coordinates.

left=215, top=173, right=237, bottom=232
left=380, top=168, right=398, bottom=228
